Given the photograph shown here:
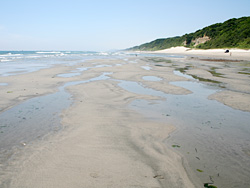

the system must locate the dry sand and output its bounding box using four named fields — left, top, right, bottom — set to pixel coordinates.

left=1, top=51, right=250, bottom=187
left=154, top=46, right=250, bottom=61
